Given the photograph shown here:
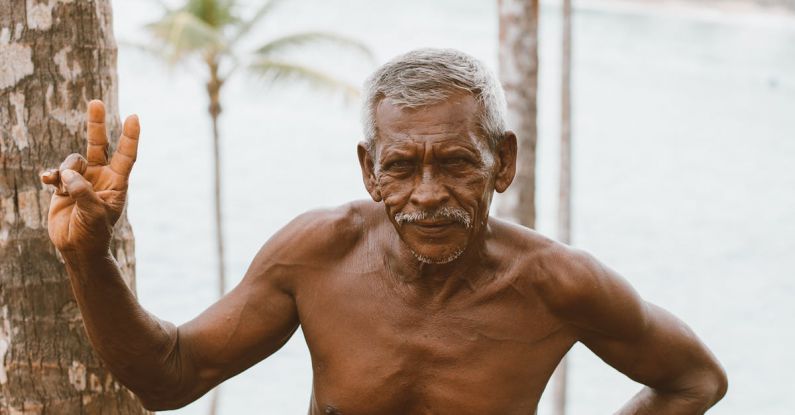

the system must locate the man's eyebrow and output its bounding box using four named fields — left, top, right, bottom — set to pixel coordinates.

left=435, top=147, right=479, bottom=159
left=378, top=146, right=414, bottom=162
left=435, top=139, right=481, bottom=153
left=380, top=151, right=413, bottom=161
